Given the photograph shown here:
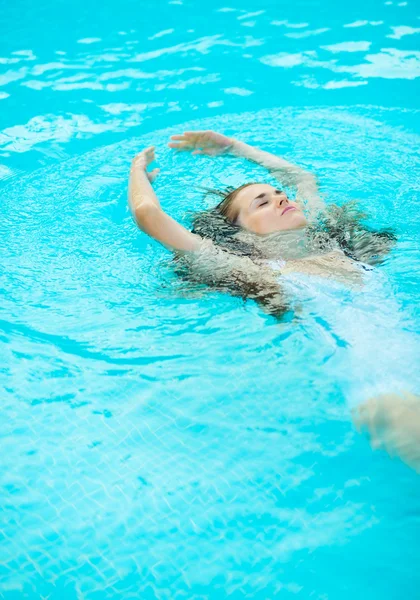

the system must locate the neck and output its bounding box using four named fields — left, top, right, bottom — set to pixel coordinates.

left=252, top=228, right=311, bottom=259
